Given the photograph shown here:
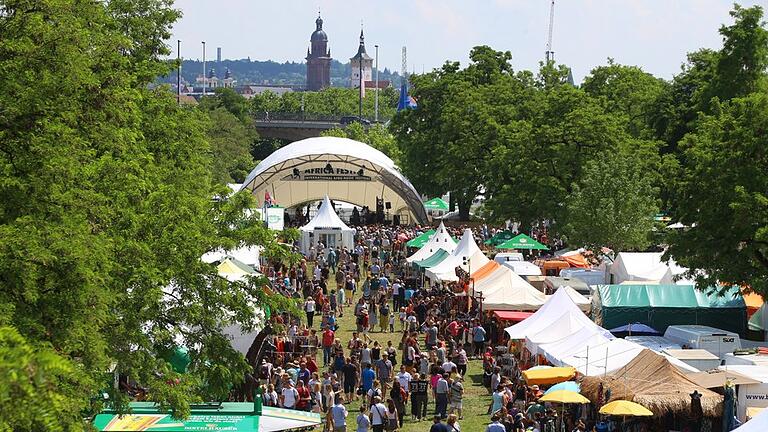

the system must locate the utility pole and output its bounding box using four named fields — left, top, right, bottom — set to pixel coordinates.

left=374, top=44, right=379, bottom=122
left=202, top=41, right=206, bottom=97
left=176, top=40, right=181, bottom=105
left=545, top=0, right=555, bottom=63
